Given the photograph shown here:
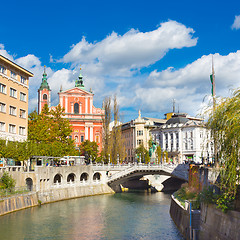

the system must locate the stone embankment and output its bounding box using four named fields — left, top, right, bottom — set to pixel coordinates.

left=199, top=203, right=240, bottom=240
left=170, top=195, right=240, bottom=240
left=0, top=192, right=38, bottom=216
left=170, top=195, right=200, bottom=240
